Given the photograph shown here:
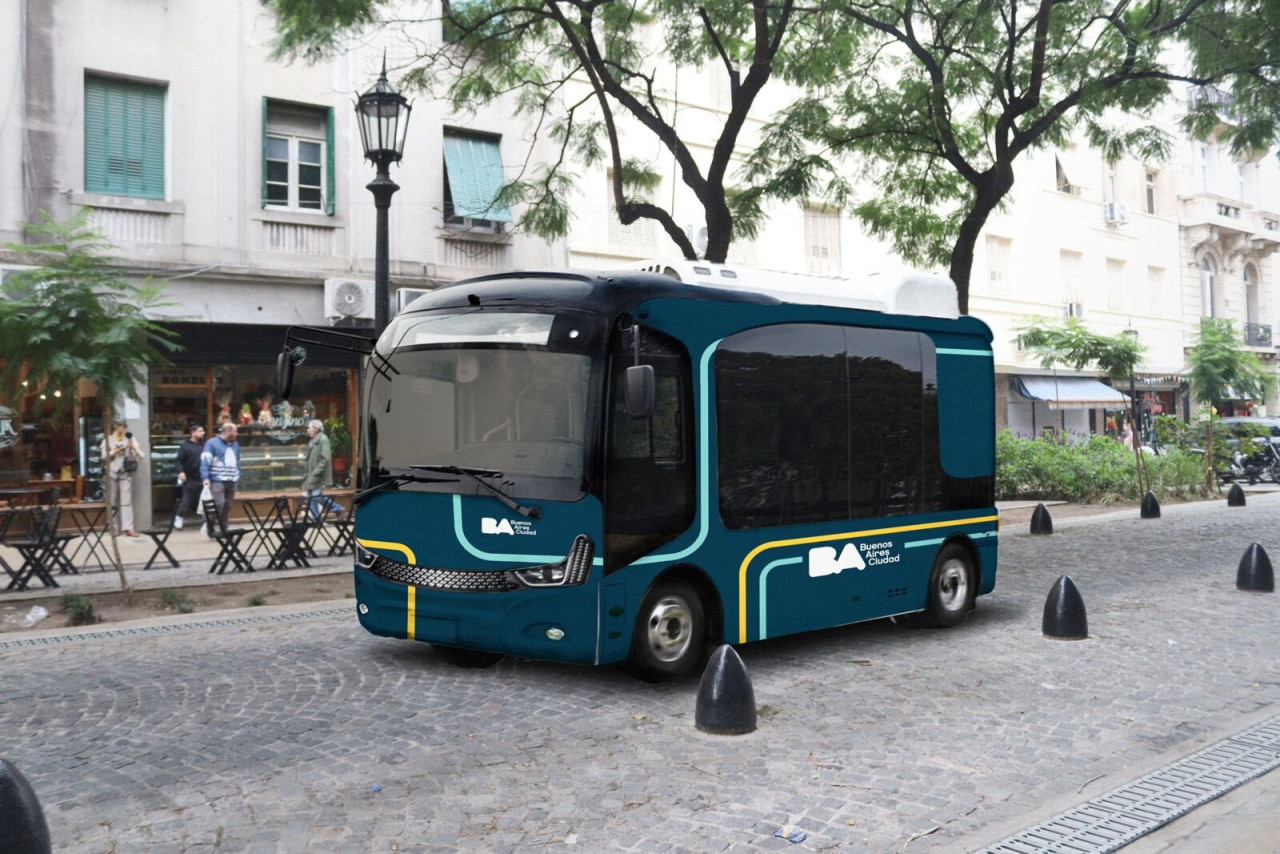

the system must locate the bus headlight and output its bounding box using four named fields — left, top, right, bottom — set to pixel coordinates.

left=354, top=541, right=377, bottom=570
left=510, top=535, right=594, bottom=588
